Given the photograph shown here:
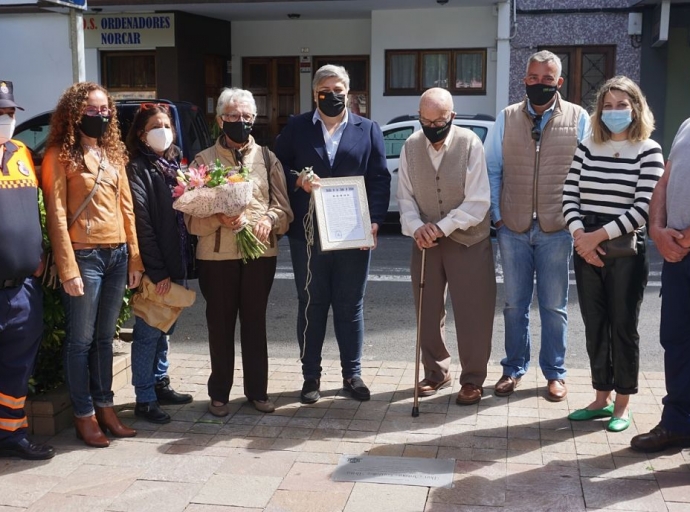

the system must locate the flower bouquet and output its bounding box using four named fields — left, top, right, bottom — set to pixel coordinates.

left=173, top=159, right=267, bottom=262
